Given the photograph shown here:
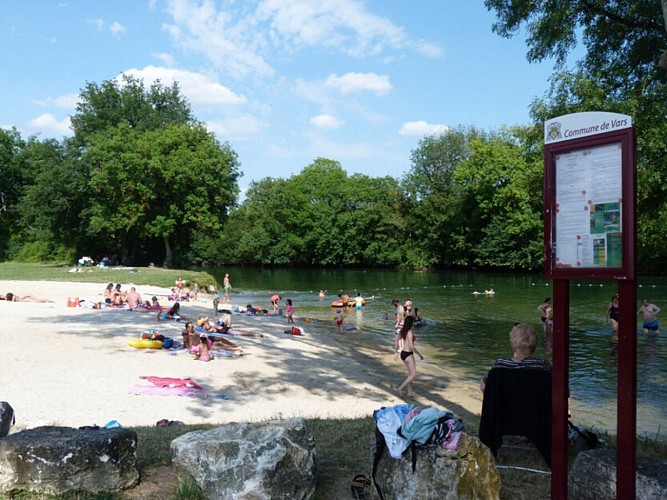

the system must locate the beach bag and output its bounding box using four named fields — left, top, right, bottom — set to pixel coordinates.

left=67, top=297, right=80, bottom=307
left=291, top=326, right=305, bottom=336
